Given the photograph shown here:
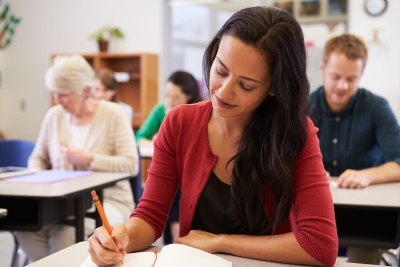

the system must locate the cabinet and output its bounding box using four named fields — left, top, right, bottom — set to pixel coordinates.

left=52, top=53, right=159, bottom=129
